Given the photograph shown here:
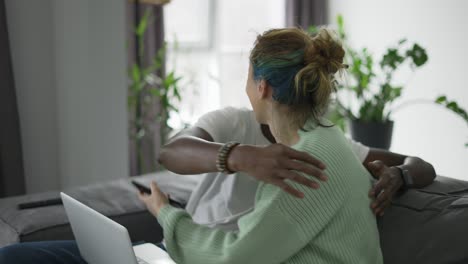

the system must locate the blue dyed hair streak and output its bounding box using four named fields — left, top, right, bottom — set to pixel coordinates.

left=252, top=49, right=318, bottom=106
